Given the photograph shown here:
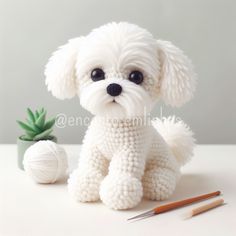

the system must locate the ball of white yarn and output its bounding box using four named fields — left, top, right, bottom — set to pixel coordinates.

left=23, top=141, right=68, bottom=184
